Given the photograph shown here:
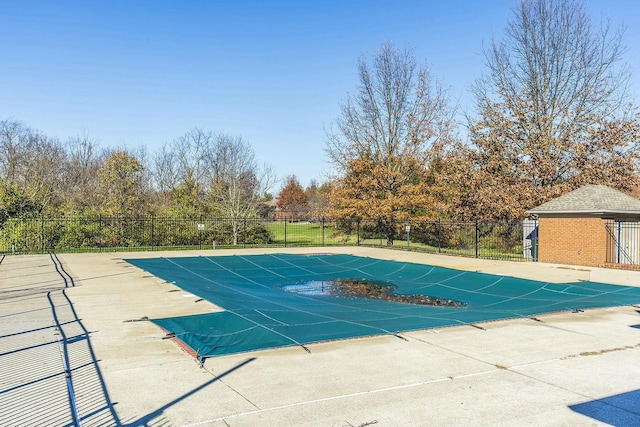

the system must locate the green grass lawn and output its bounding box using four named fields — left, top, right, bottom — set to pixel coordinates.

left=1, top=217, right=525, bottom=261
left=264, top=221, right=358, bottom=246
